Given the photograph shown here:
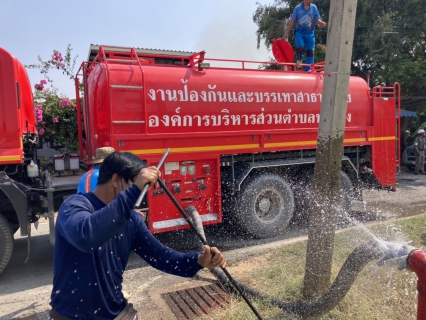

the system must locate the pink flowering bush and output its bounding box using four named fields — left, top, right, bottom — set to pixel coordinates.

left=26, top=44, right=77, bottom=82
left=51, top=50, right=65, bottom=69
left=35, top=105, right=43, bottom=122
left=60, top=98, right=70, bottom=107
left=33, top=86, right=80, bottom=152
left=27, top=45, right=81, bottom=153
